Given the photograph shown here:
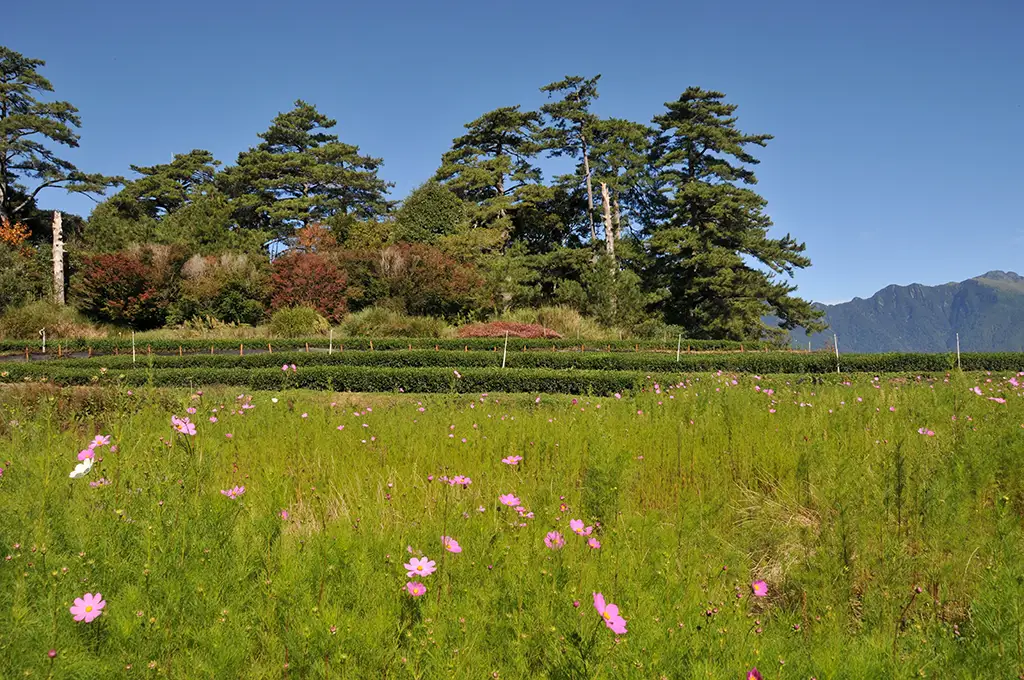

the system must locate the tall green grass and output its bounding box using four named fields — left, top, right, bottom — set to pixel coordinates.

left=0, top=372, right=1022, bottom=677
